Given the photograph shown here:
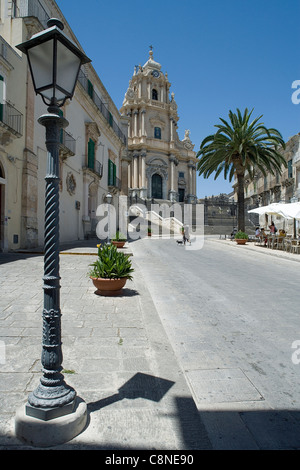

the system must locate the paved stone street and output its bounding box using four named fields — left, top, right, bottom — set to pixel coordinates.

left=132, top=236, right=300, bottom=449
left=1, top=236, right=300, bottom=450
